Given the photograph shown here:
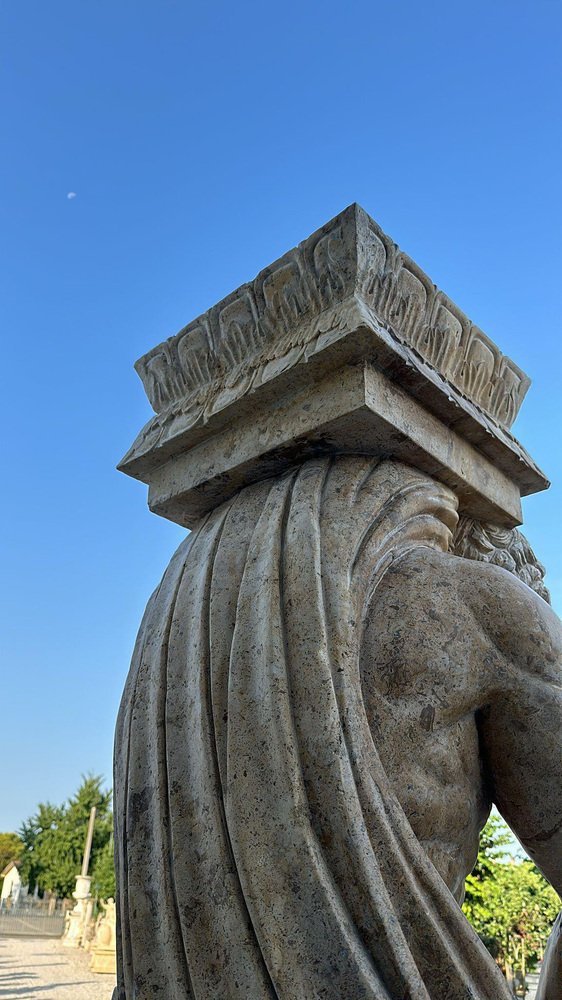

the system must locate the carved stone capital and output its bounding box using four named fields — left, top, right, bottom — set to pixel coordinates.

left=118, top=205, right=548, bottom=528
